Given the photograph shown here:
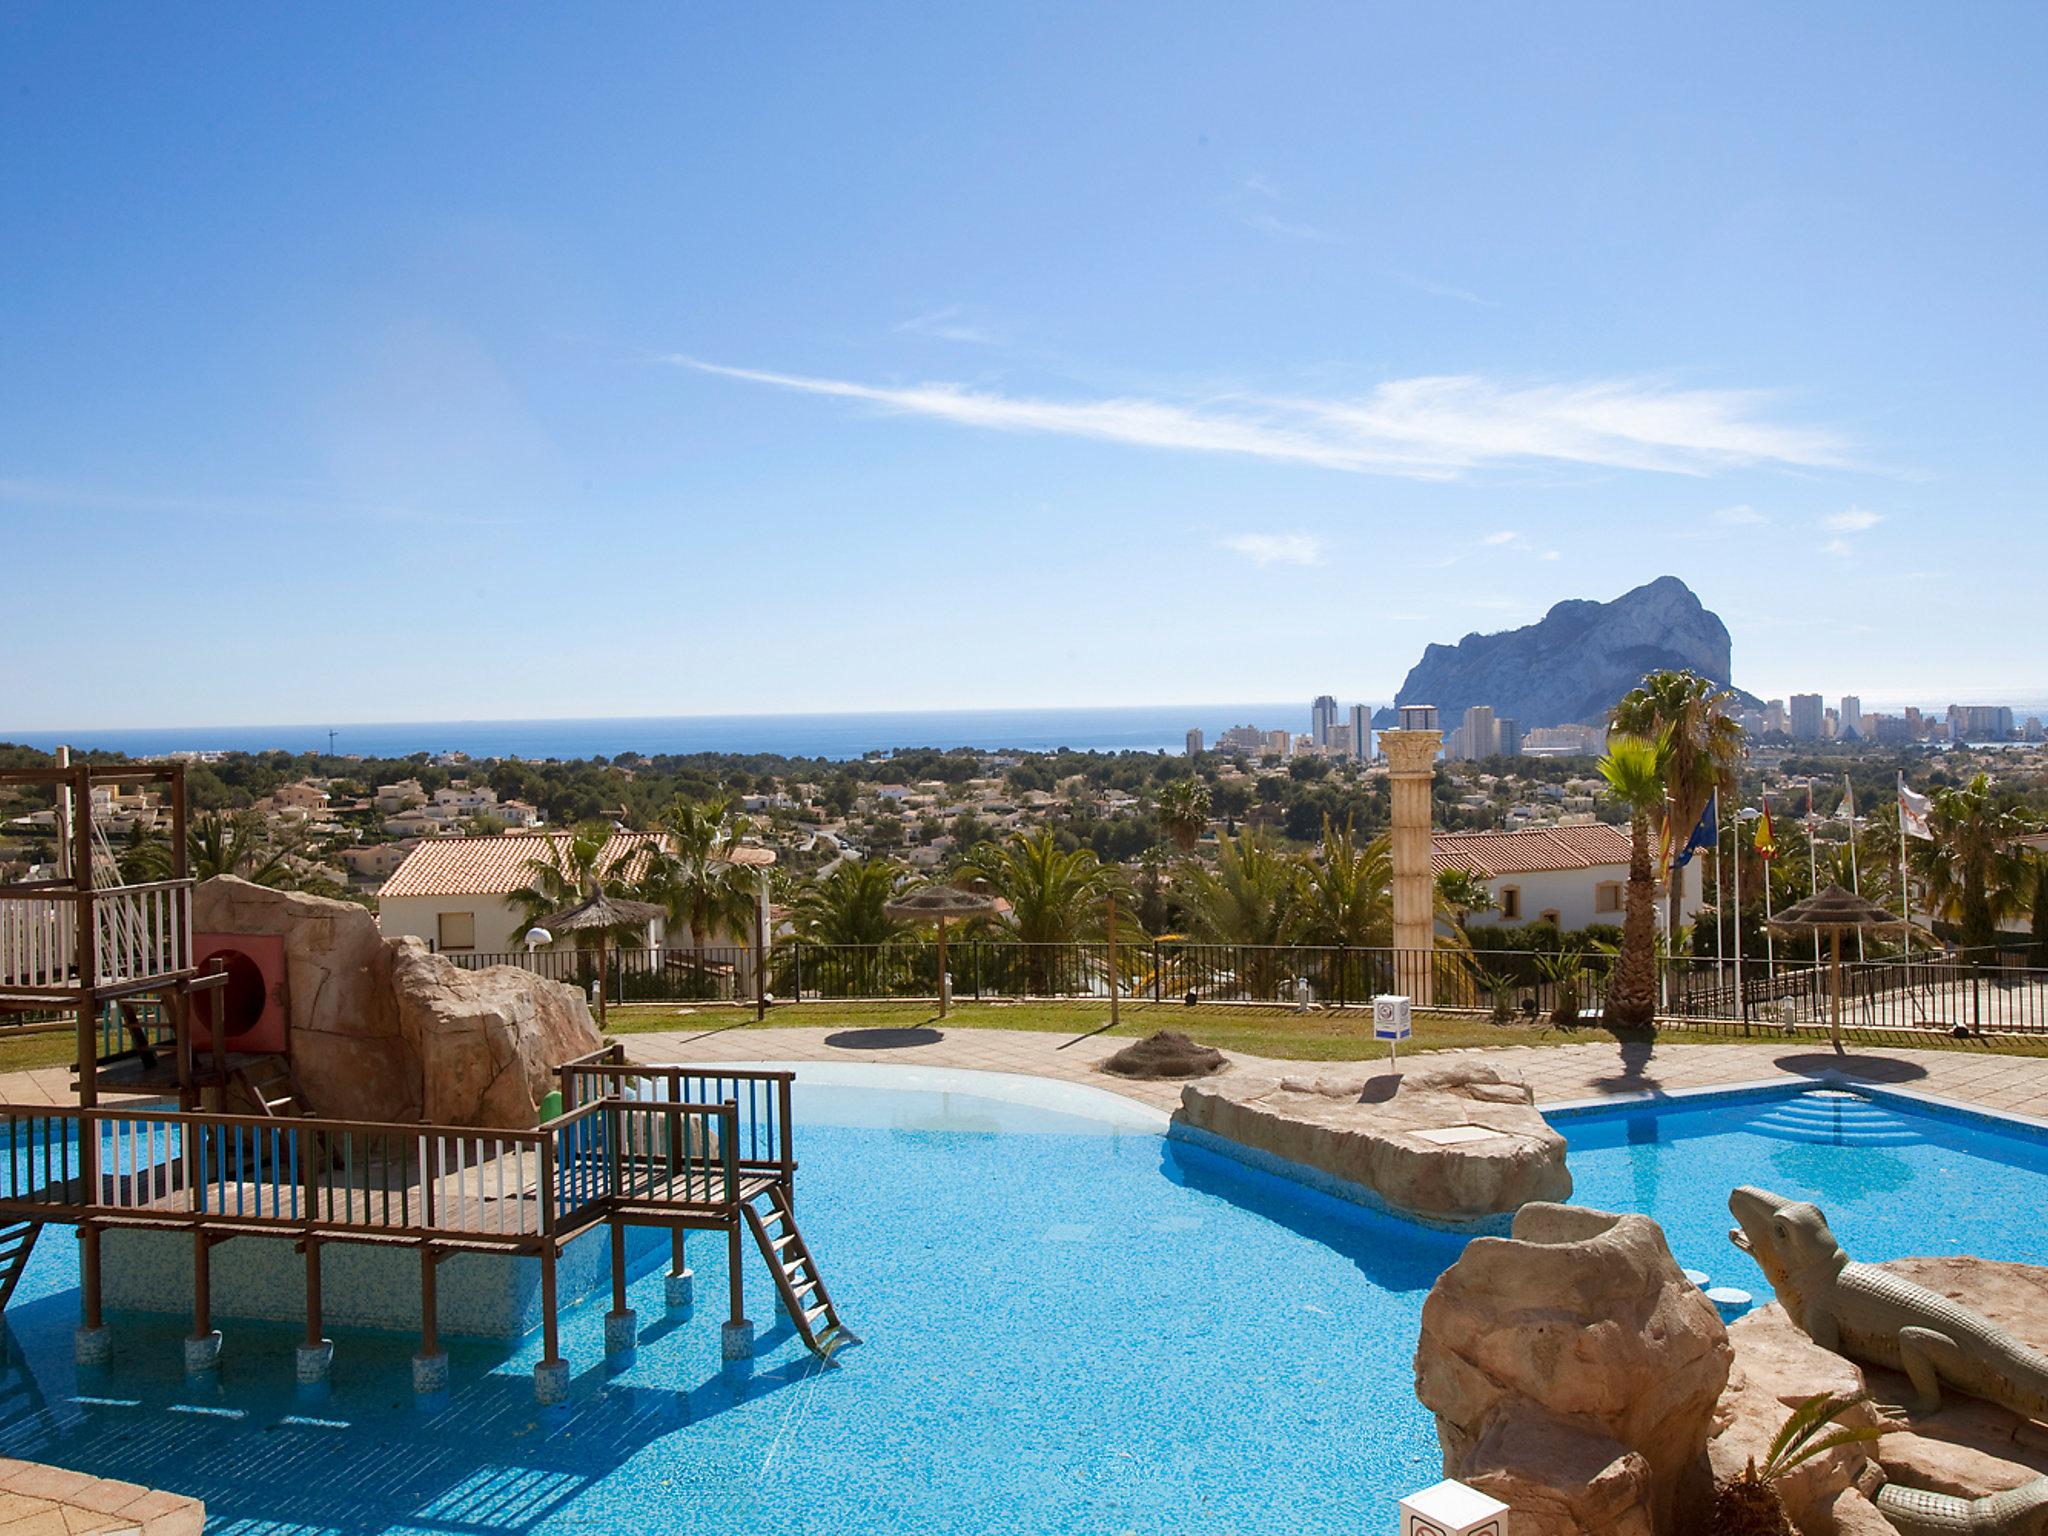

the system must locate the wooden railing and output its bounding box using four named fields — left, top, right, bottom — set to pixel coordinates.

left=559, top=1062, right=794, bottom=1185
left=0, top=880, right=193, bottom=998
left=0, top=1094, right=746, bottom=1250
